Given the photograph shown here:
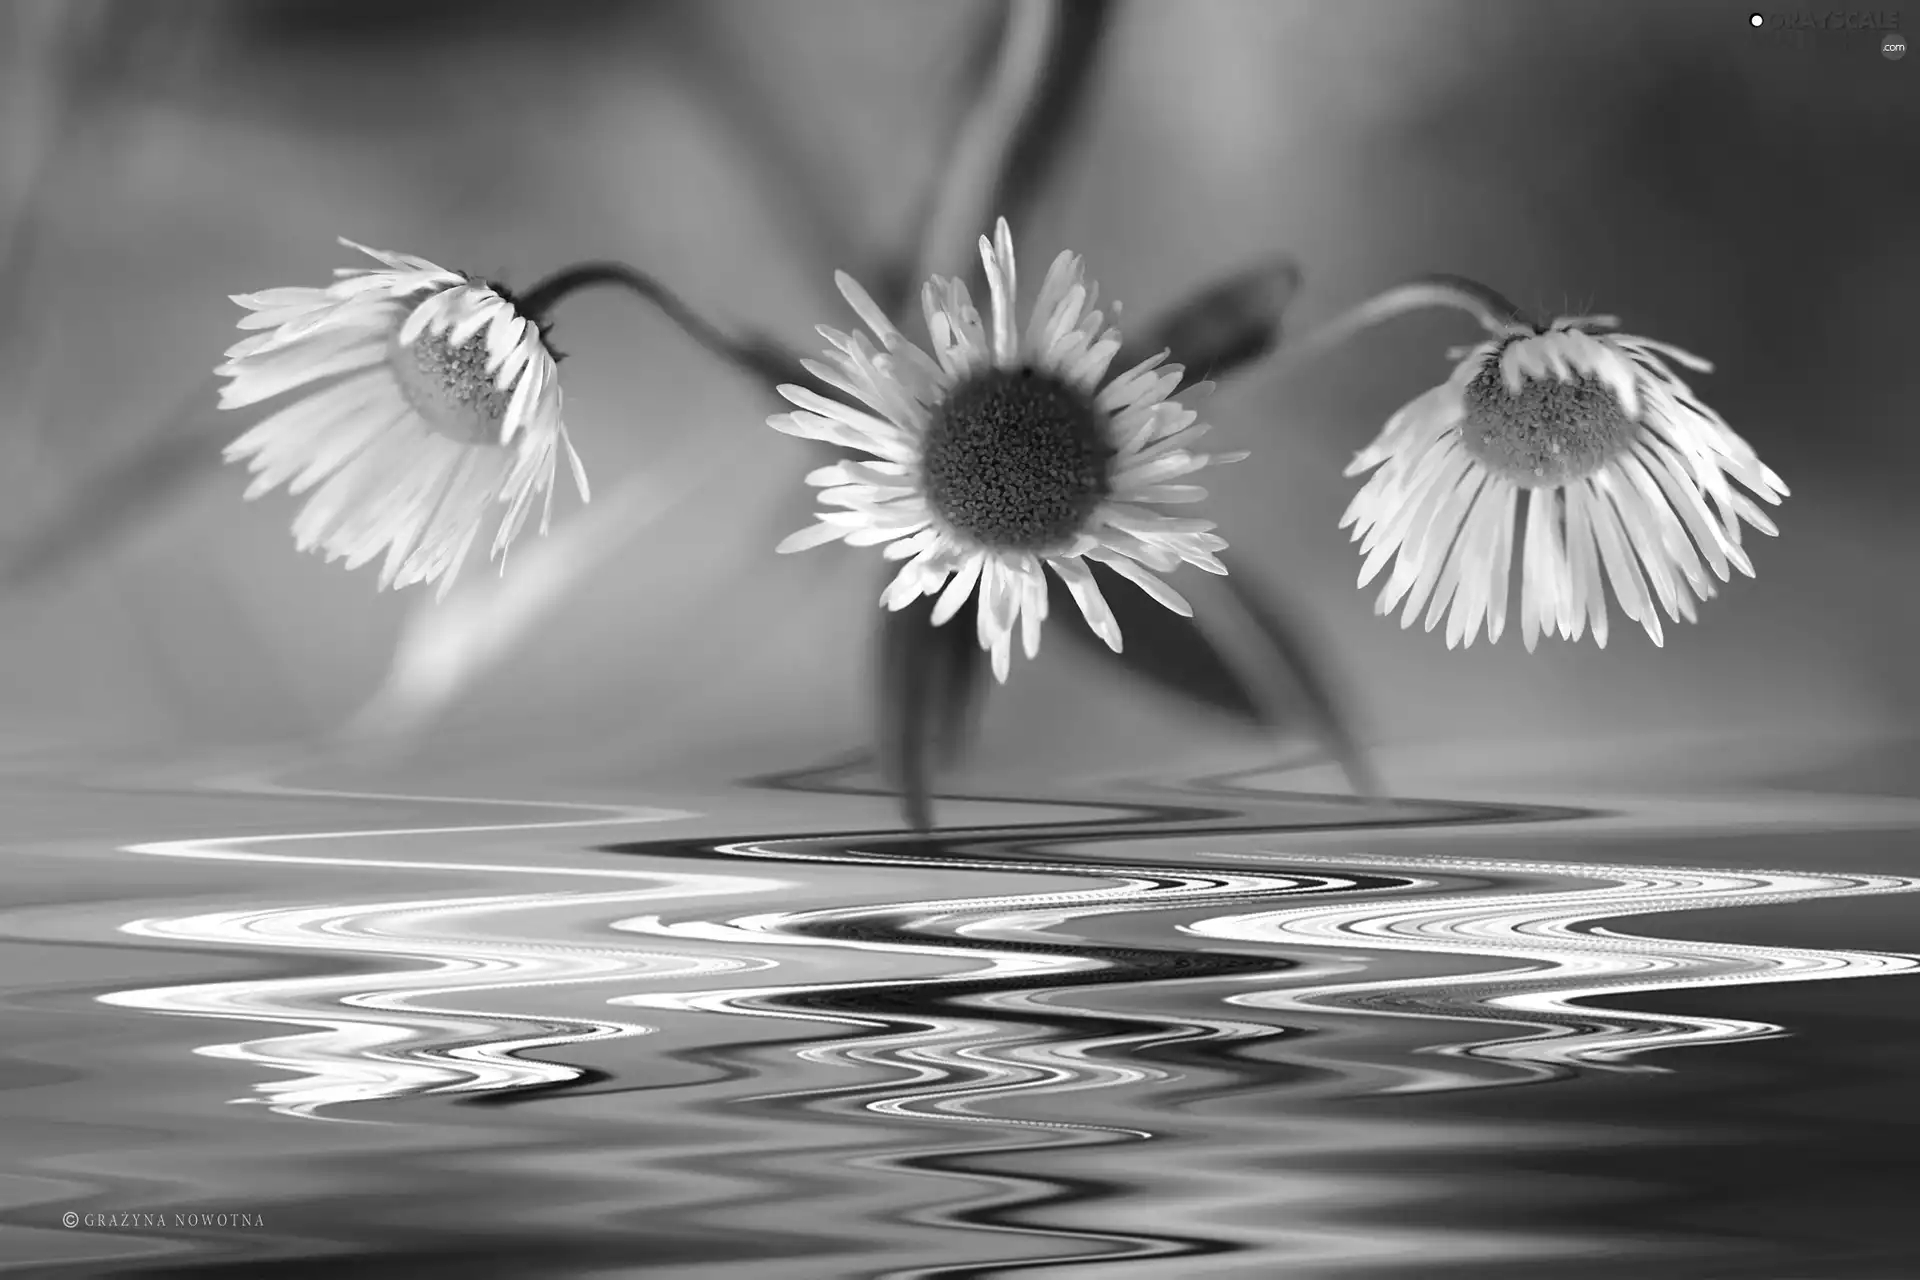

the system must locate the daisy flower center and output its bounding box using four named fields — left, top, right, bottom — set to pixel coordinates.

left=1458, top=341, right=1640, bottom=487
left=921, top=366, right=1113, bottom=552
left=390, top=328, right=511, bottom=446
